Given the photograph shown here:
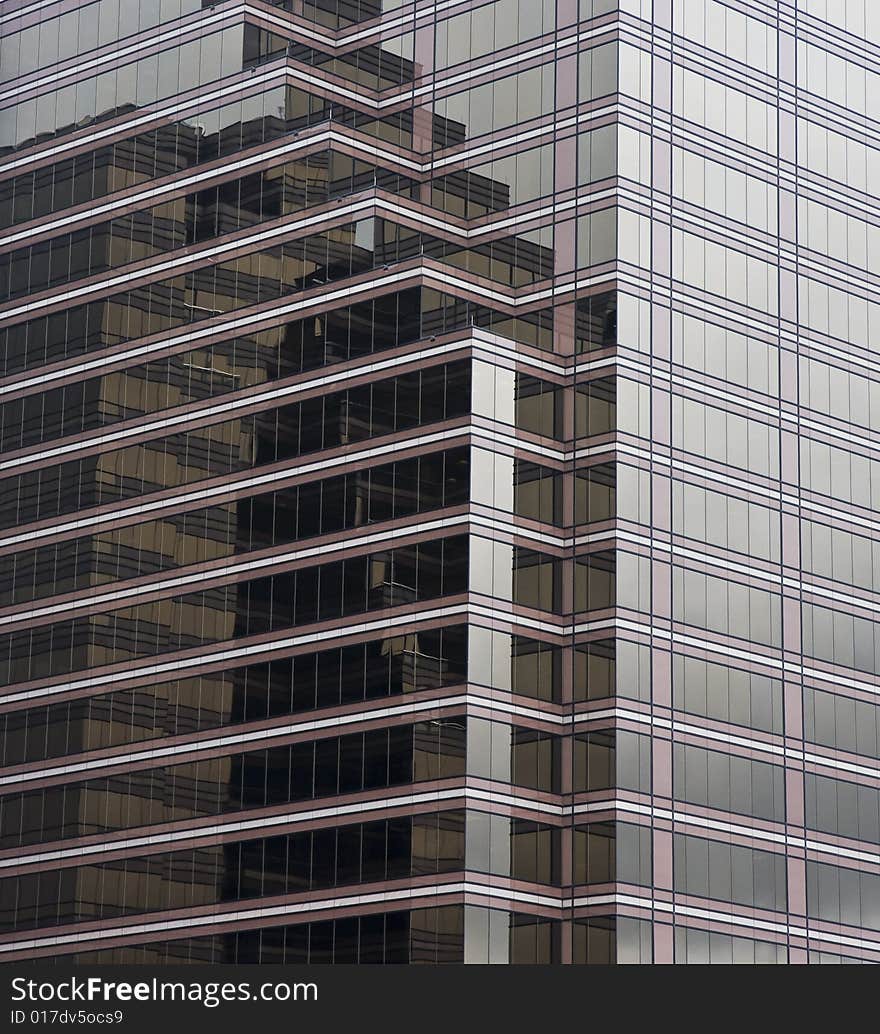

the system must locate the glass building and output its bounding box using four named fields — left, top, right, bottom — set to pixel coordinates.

left=0, top=0, right=877, bottom=964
